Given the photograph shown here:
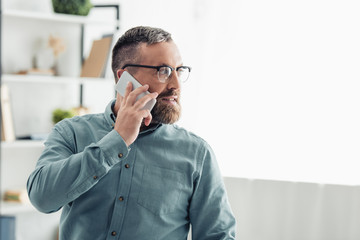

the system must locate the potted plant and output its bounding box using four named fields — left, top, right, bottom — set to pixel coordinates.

left=52, top=108, right=76, bottom=124
left=52, top=0, right=93, bottom=16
